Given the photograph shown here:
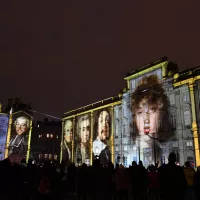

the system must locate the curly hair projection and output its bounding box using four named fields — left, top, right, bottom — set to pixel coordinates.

left=131, top=75, right=171, bottom=141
